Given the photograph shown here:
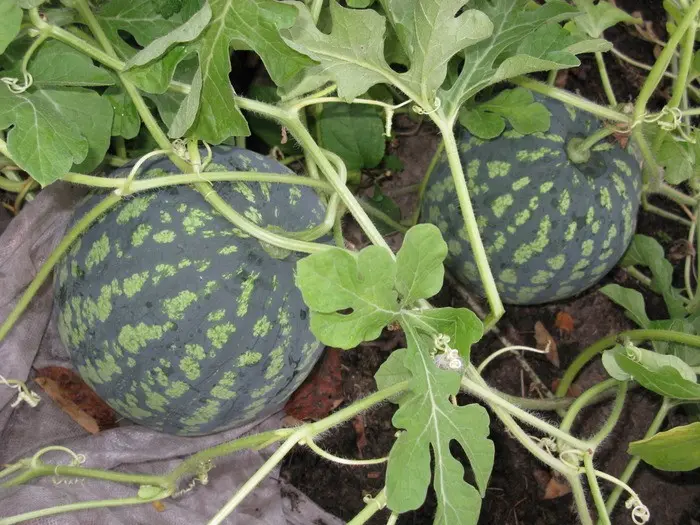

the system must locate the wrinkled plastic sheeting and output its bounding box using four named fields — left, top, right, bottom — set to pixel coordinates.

left=0, top=183, right=344, bottom=525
